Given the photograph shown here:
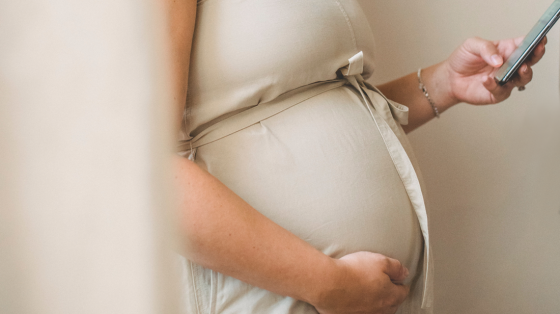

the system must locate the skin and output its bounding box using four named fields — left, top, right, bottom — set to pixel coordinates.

left=164, top=0, right=197, bottom=132
left=165, top=1, right=547, bottom=313
left=378, top=36, right=547, bottom=133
